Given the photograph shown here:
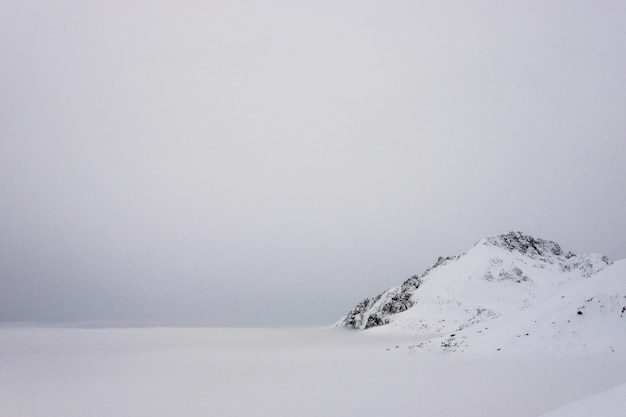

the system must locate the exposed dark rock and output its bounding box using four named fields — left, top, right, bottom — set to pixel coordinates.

left=484, top=231, right=564, bottom=259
